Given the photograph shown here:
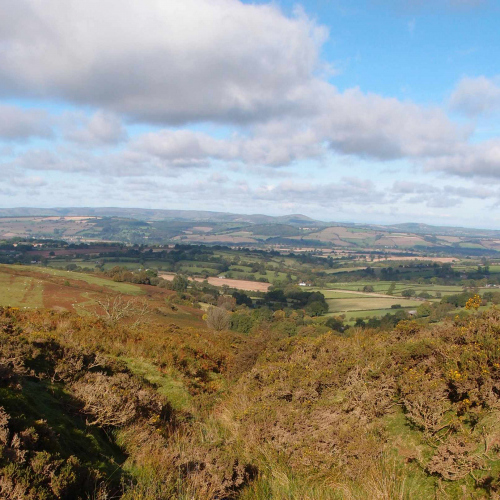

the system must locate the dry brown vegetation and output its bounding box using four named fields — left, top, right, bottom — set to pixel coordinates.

left=2, top=302, right=500, bottom=498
